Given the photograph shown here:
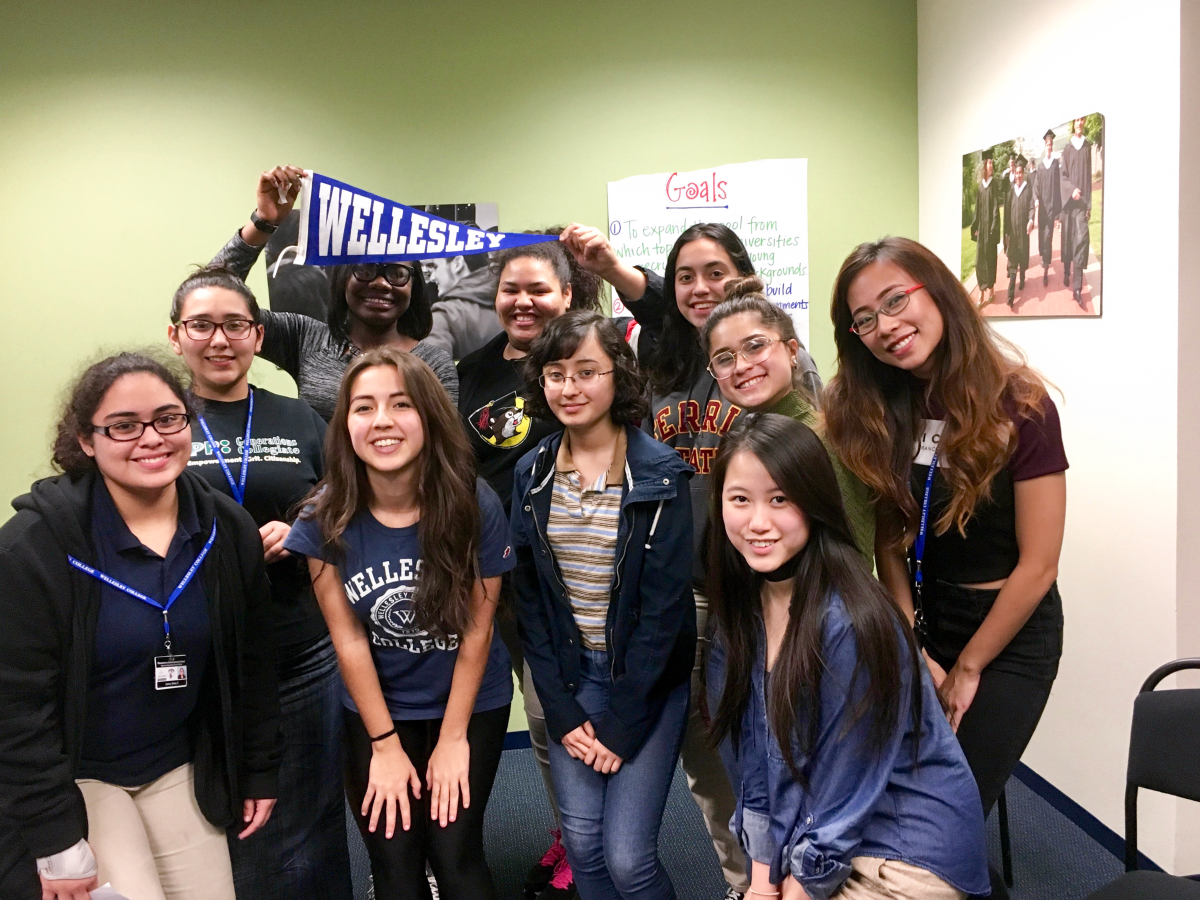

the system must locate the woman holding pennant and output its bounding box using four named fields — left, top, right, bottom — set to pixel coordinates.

left=209, top=165, right=458, bottom=420
left=167, top=266, right=352, bottom=900
left=0, top=352, right=281, bottom=900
